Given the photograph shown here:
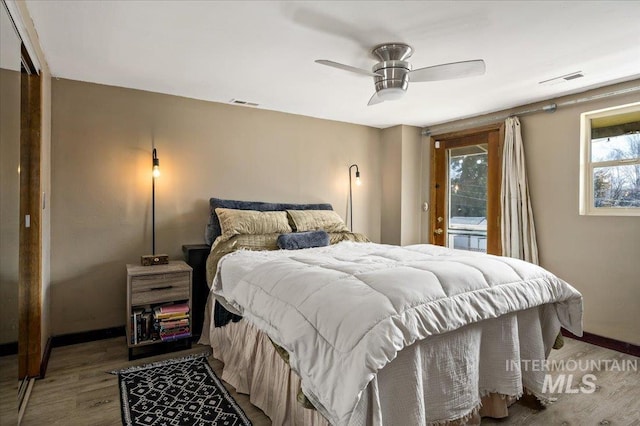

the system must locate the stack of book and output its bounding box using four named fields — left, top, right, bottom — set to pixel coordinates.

left=131, top=308, right=156, bottom=344
left=153, top=302, right=190, bottom=341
